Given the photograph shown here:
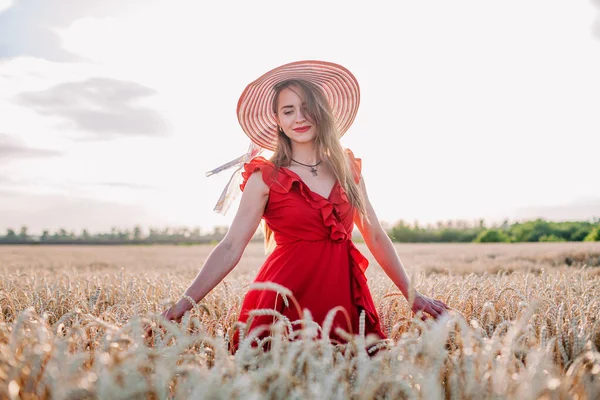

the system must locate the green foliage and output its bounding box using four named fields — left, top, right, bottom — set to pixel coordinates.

left=539, top=234, right=566, bottom=242
left=474, top=229, right=511, bottom=243
left=388, top=221, right=417, bottom=243
left=570, top=226, right=593, bottom=241
left=584, top=226, right=600, bottom=242
left=386, top=218, right=599, bottom=243
left=507, top=219, right=595, bottom=243
left=510, top=219, right=553, bottom=242
left=388, top=220, right=484, bottom=243
left=0, top=225, right=225, bottom=245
